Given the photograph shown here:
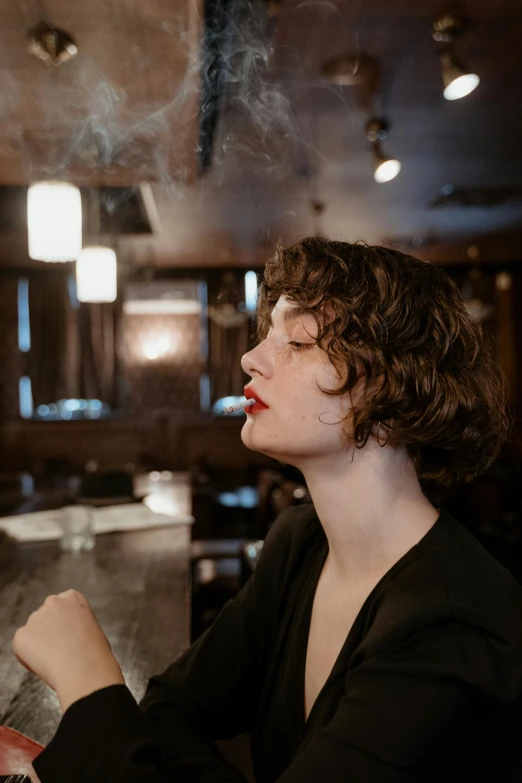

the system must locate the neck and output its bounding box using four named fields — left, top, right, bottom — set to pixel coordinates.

left=297, top=442, right=440, bottom=586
